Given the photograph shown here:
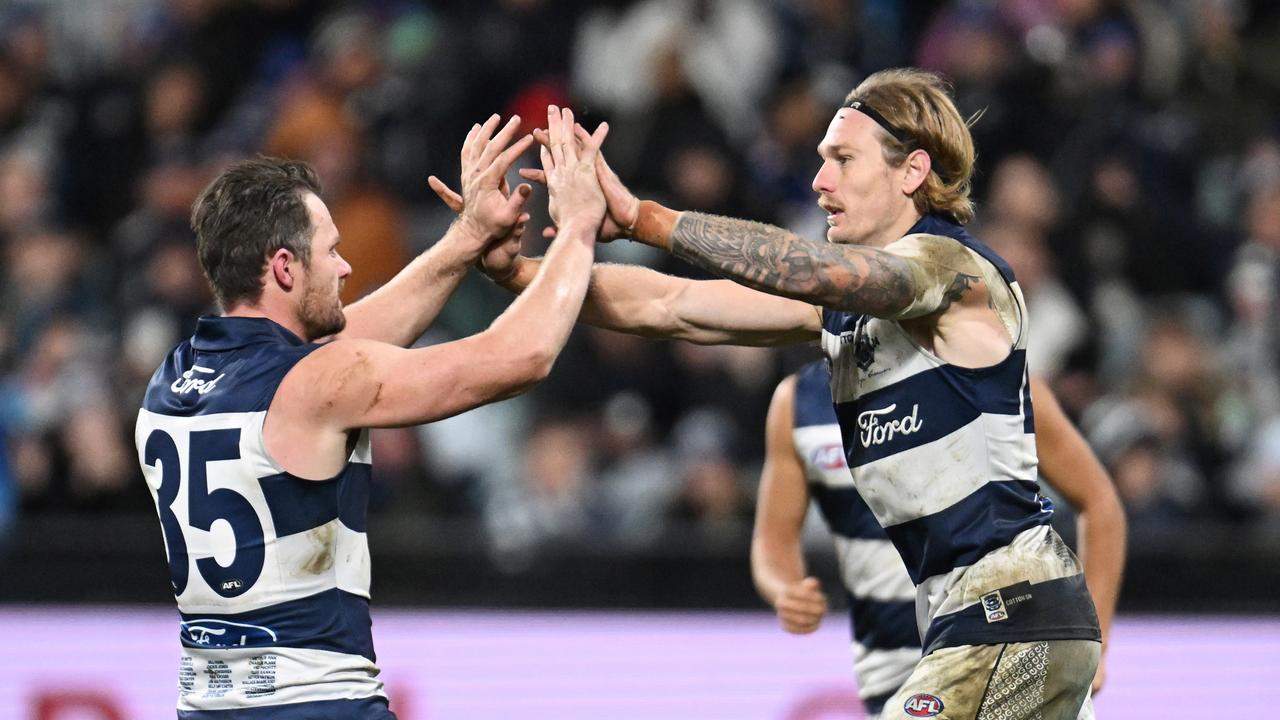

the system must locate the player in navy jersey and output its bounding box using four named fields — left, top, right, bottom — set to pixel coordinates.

left=459, top=69, right=1108, bottom=717
left=136, top=107, right=610, bottom=718
left=752, top=361, right=1125, bottom=717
